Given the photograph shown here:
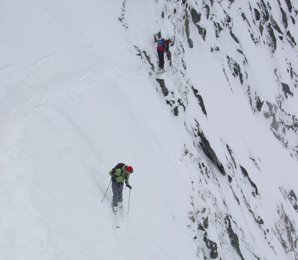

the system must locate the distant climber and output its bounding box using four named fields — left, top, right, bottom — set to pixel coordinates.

left=156, top=37, right=172, bottom=71
left=109, top=163, right=133, bottom=212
